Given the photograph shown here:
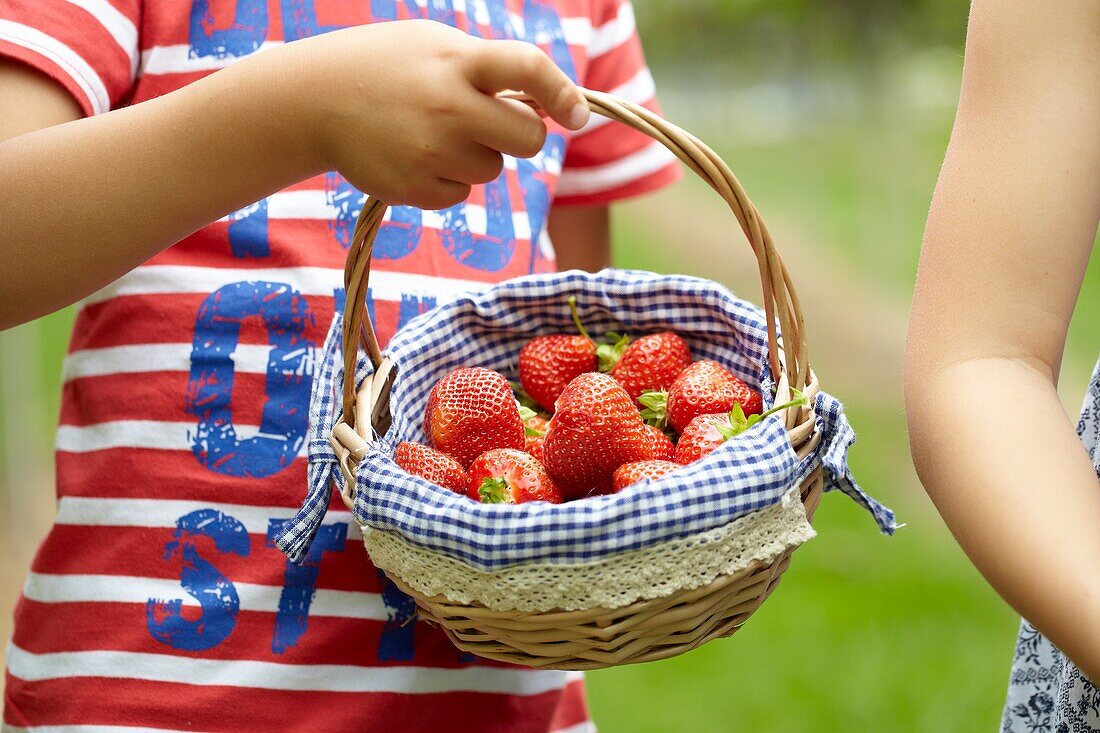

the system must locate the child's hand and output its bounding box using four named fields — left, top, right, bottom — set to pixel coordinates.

left=281, top=20, right=590, bottom=210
